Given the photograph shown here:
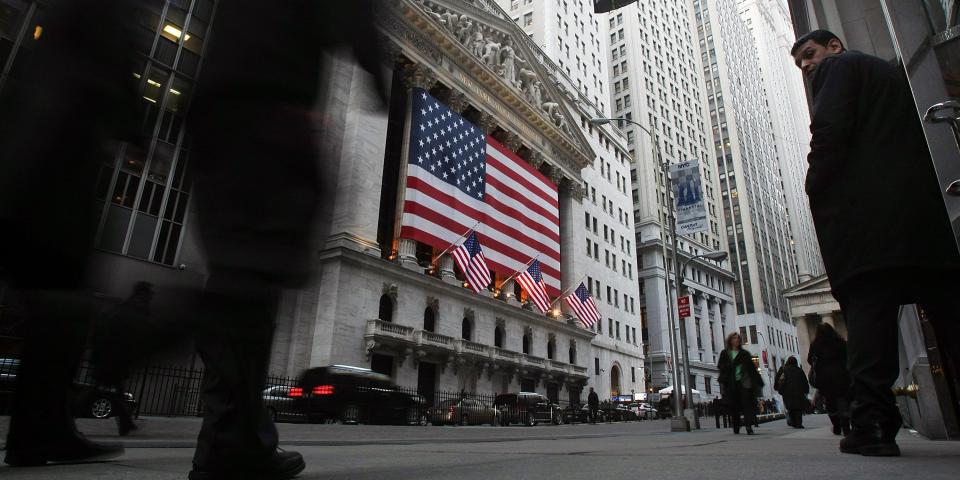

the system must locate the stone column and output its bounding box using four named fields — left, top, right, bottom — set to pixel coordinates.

left=820, top=311, right=835, bottom=327
left=795, top=316, right=814, bottom=375
left=320, top=53, right=397, bottom=255
left=502, top=278, right=520, bottom=306
left=439, top=255, right=457, bottom=284
left=398, top=238, right=420, bottom=271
